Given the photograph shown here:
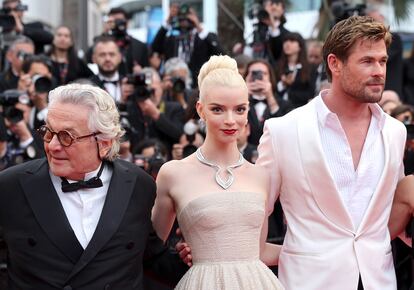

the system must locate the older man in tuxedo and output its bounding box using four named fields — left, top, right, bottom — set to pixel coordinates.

left=0, top=83, right=186, bottom=289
